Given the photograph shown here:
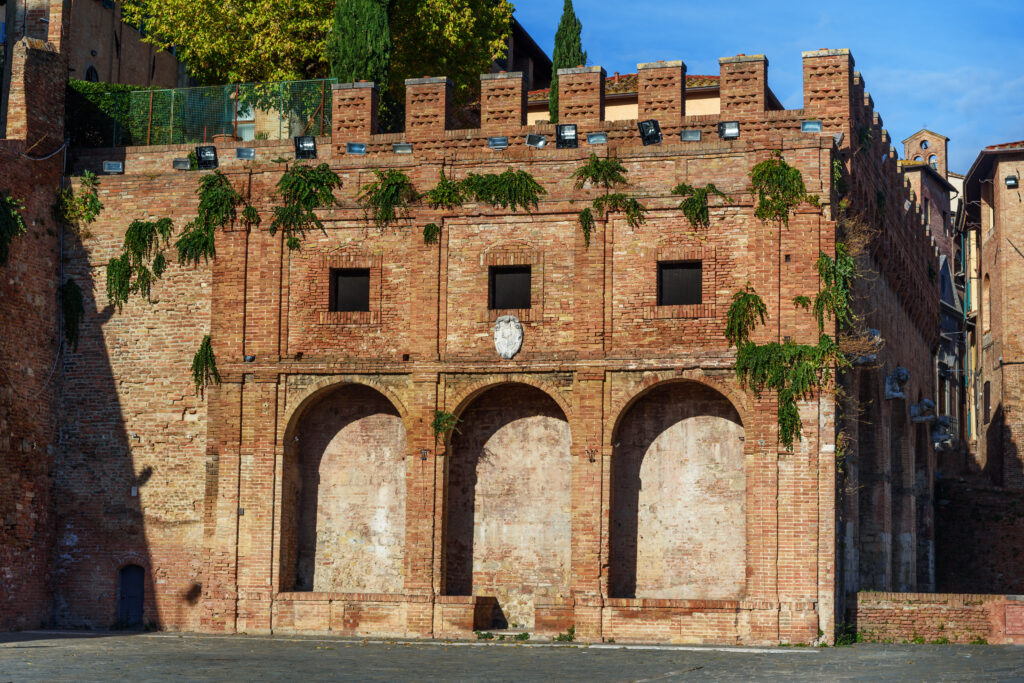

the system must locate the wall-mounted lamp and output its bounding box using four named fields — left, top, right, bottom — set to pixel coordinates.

left=171, top=158, right=190, bottom=171
left=195, top=146, right=218, bottom=170
left=294, top=135, right=317, bottom=159
left=346, top=142, right=367, bottom=155
left=392, top=142, right=413, bottom=154
left=586, top=132, right=608, bottom=145
left=102, top=160, right=124, bottom=174
left=801, top=120, right=823, bottom=133
left=525, top=134, right=547, bottom=149
left=487, top=136, right=509, bottom=150
left=556, top=124, right=578, bottom=149
left=680, top=129, right=701, bottom=142
left=420, top=449, right=429, bottom=461
left=1006, top=175, right=1020, bottom=190
left=718, top=121, right=740, bottom=140
left=243, top=355, right=256, bottom=363
left=638, top=119, right=662, bottom=146
left=236, top=147, right=256, bottom=160
left=833, top=132, right=845, bottom=147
